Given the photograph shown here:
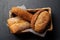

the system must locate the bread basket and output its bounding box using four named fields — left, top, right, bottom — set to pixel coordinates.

left=9, top=7, right=53, bottom=37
